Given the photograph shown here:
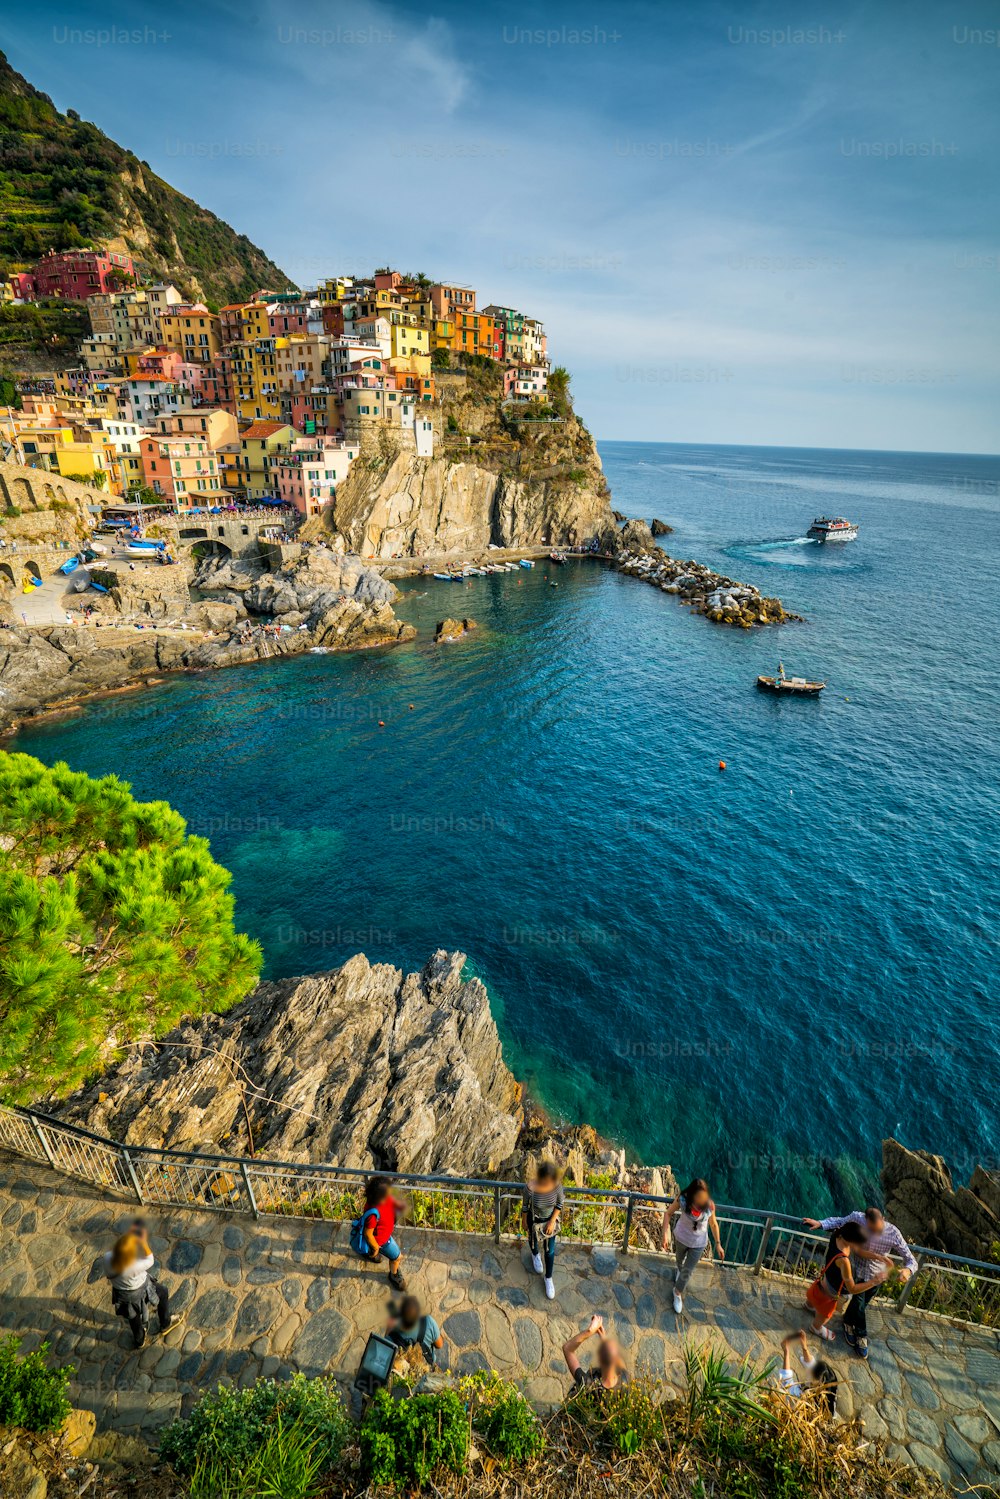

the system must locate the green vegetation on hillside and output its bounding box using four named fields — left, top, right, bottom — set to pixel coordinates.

left=0, top=1336, right=73, bottom=1435
left=0, top=752, right=261, bottom=1103
left=0, top=301, right=90, bottom=360
left=0, top=50, right=292, bottom=307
